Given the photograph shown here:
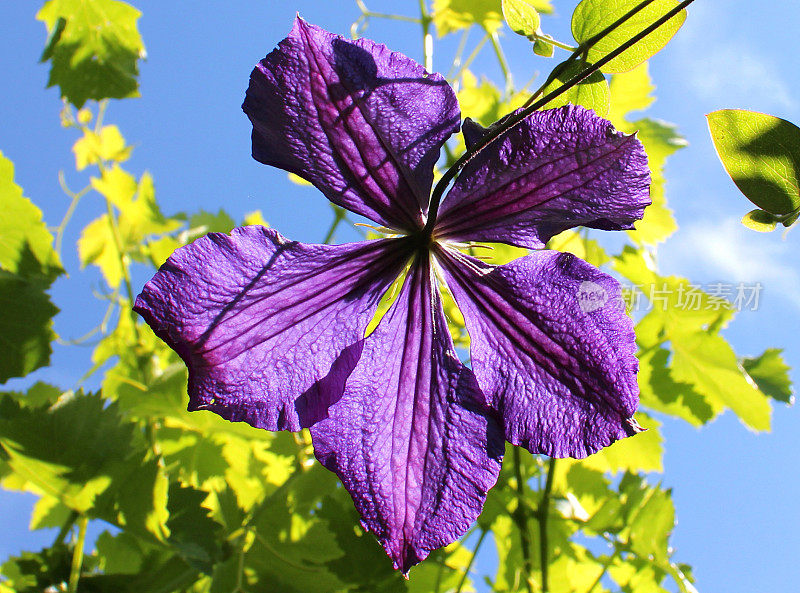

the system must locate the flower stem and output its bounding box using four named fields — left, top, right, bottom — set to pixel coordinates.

left=423, top=0, right=696, bottom=235
left=67, top=515, right=88, bottom=593
left=488, top=30, right=513, bottom=96
left=322, top=206, right=346, bottom=244
left=537, top=457, right=557, bottom=593
left=455, top=529, right=488, bottom=593
left=512, top=447, right=534, bottom=593
left=420, top=0, right=433, bottom=72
